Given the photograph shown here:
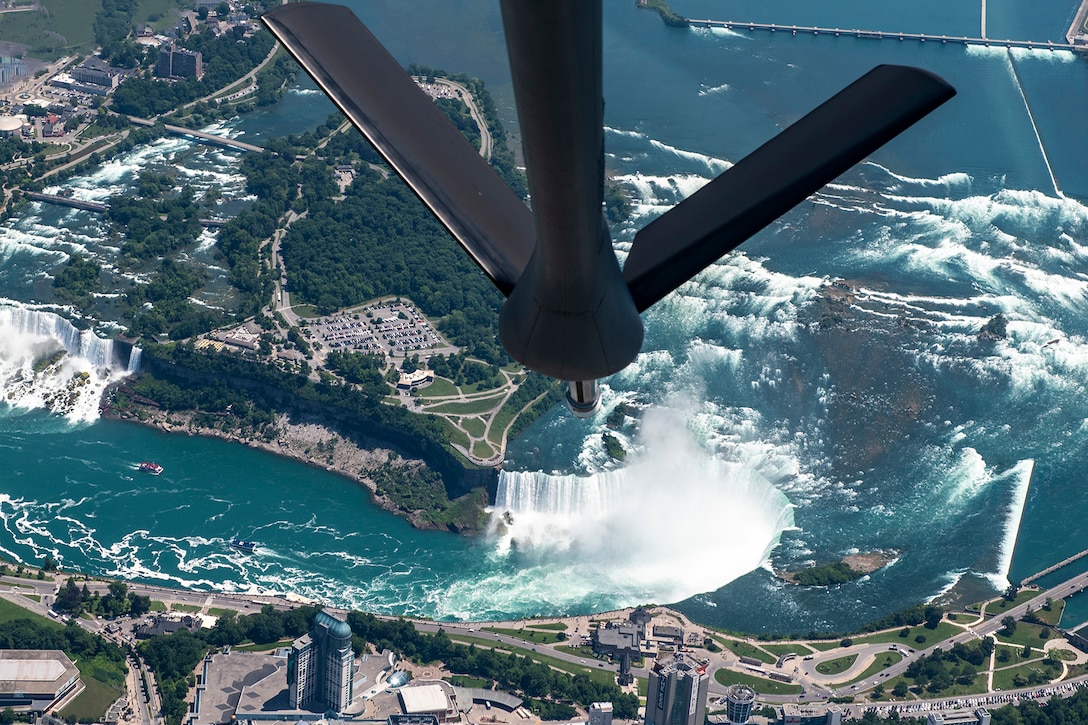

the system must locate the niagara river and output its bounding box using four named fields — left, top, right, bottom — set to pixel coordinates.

left=4, top=0, right=1088, bottom=635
